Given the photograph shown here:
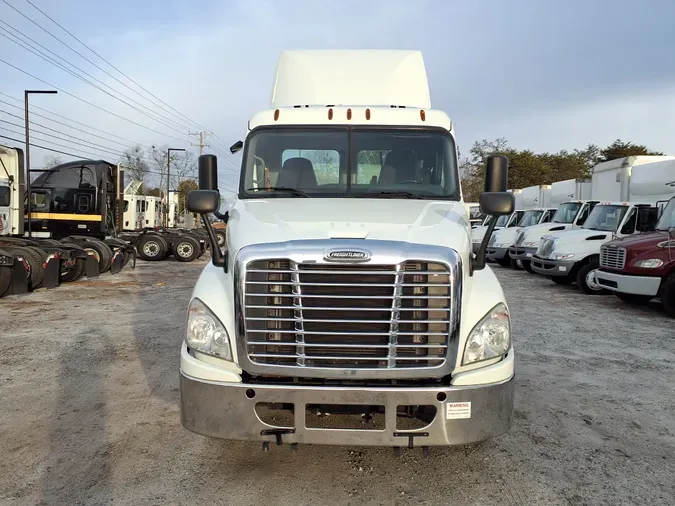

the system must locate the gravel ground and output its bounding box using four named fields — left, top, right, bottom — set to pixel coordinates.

left=1, top=258, right=673, bottom=505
